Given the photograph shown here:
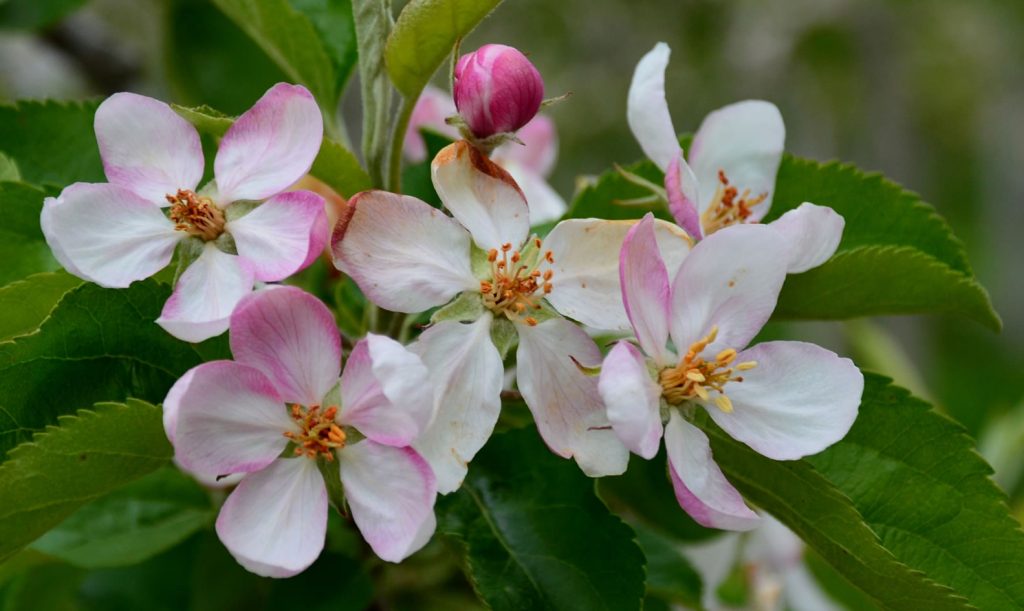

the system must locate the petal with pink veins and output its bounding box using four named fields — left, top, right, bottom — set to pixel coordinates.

left=156, top=243, right=255, bottom=343
left=664, top=413, right=760, bottom=531
left=230, top=286, right=341, bottom=407
left=705, top=341, right=863, bottom=461
left=669, top=223, right=787, bottom=356
left=627, top=42, right=681, bottom=172
left=516, top=317, right=628, bottom=477
left=215, top=83, right=323, bottom=203
left=411, top=315, right=503, bottom=494
left=665, top=153, right=703, bottom=241
left=227, top=190, right=327, bottom=282
left=339, top=441, right=437, bottom=562
left=172, top=360, right=292, bottom=476
left=431, top=140, right=530, bottom=251
left=544, top=218, right=691, bottom=332
left=768, top=202, right=844, bottom=274
left=40, top=183, right=181, bottom=288
left=94, top=92, right=204, bottom=203
left=331, top=190, right=477, bottom=313
left=216, top=457, right=327, bottom=578
left=688, top=100, right=785, bottom=219
left=599, top=341, right=663, bottom=459
left=620, top=213, right=672, bottom=364
left=338, top=334, right=433, bottom=446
